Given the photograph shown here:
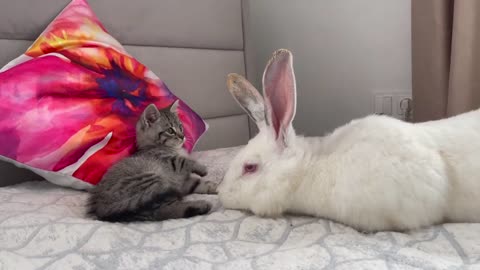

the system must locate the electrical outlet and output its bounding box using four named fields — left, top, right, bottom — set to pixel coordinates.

left=373, top=92, right=412, bottom=121
left=393, top=94, right=412, bottom=118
